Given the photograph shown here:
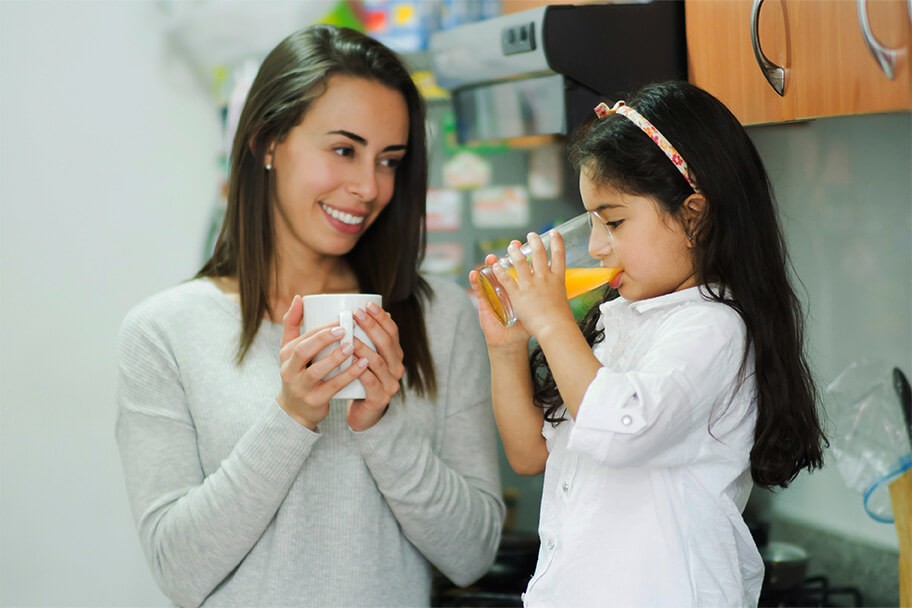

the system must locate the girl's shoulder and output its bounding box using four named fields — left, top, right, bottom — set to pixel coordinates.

left=624, top=285, right=745, bottom=335
left=658, top=289, right=746, bottom=340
